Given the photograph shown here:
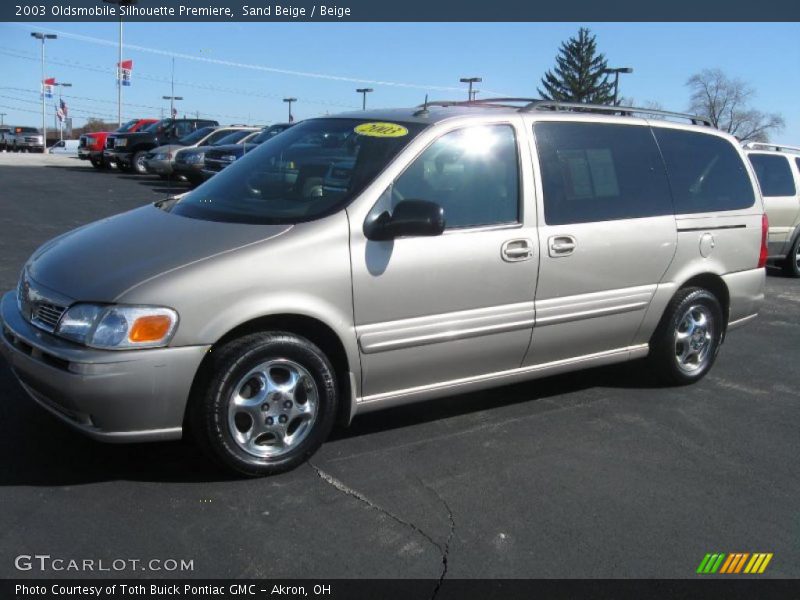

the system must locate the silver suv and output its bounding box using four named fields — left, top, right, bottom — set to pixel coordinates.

left=744, top=143, right=800, bottom=277
left=0, top=100, right=766, bottom=476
